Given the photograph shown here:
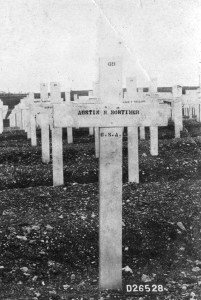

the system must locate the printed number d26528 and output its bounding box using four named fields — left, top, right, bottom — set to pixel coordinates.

left=125, top=284, right=164, bottom=294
